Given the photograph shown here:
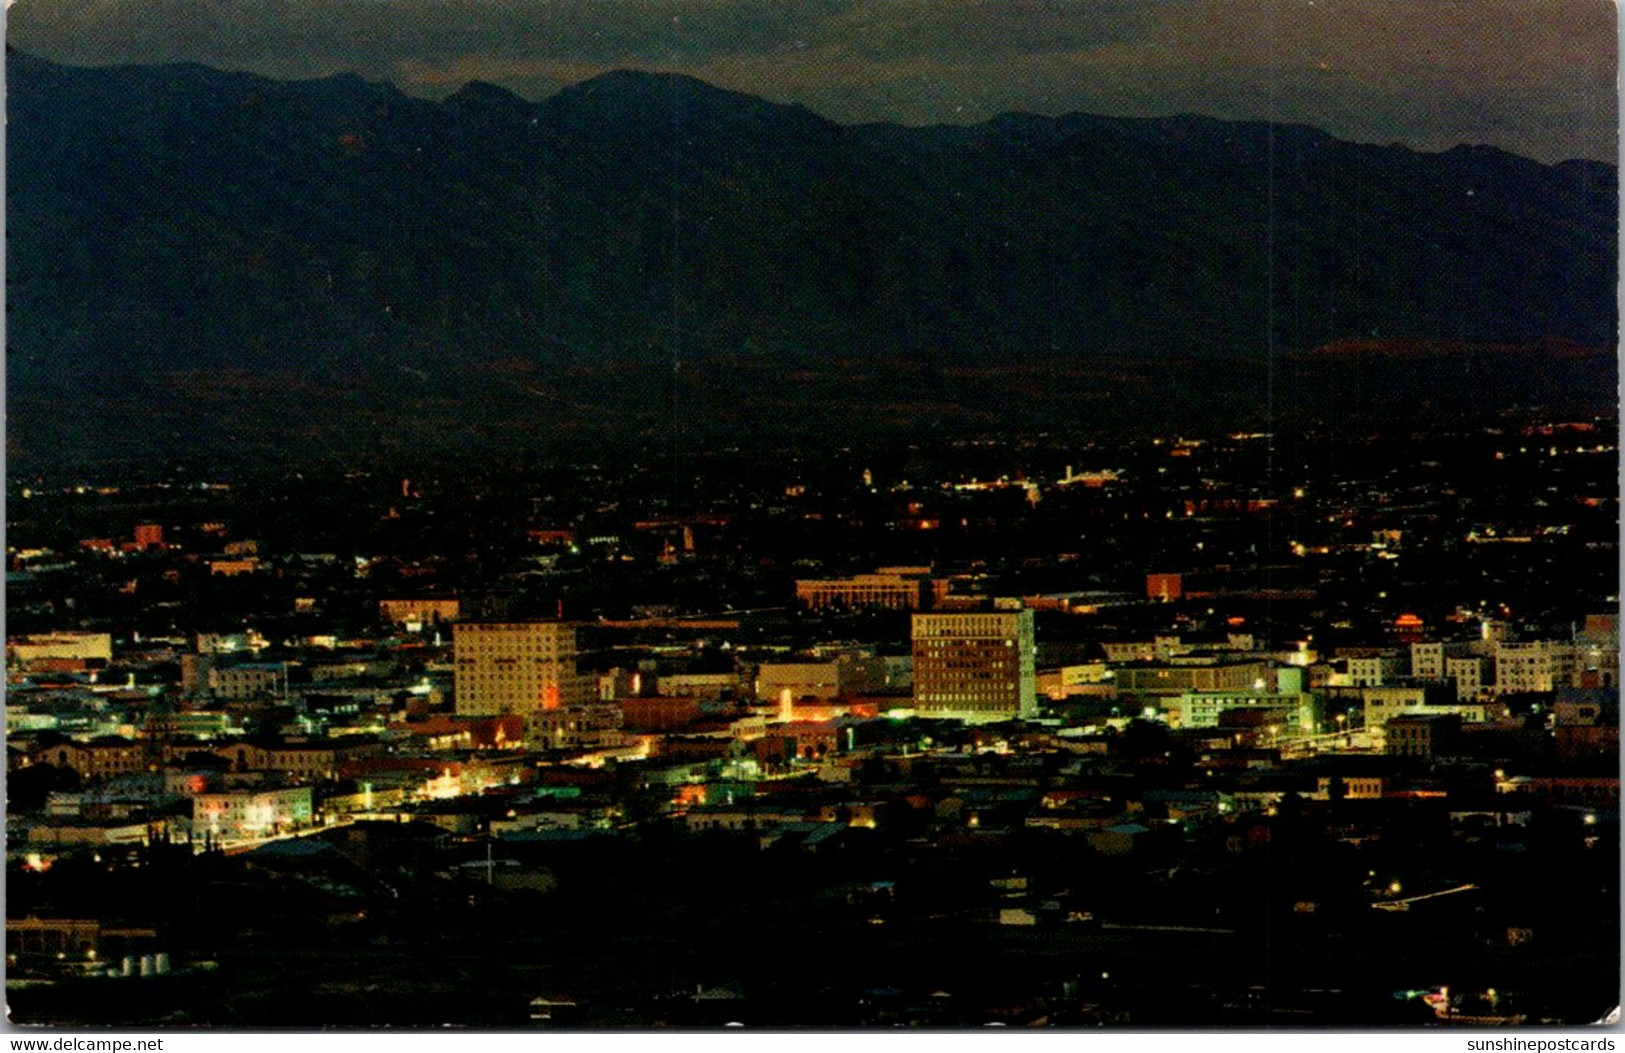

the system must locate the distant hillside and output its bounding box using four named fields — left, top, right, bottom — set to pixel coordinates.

left=6, top=50, right=1616, bottom=467
left=1306, top=337, right=1609, bottom=360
